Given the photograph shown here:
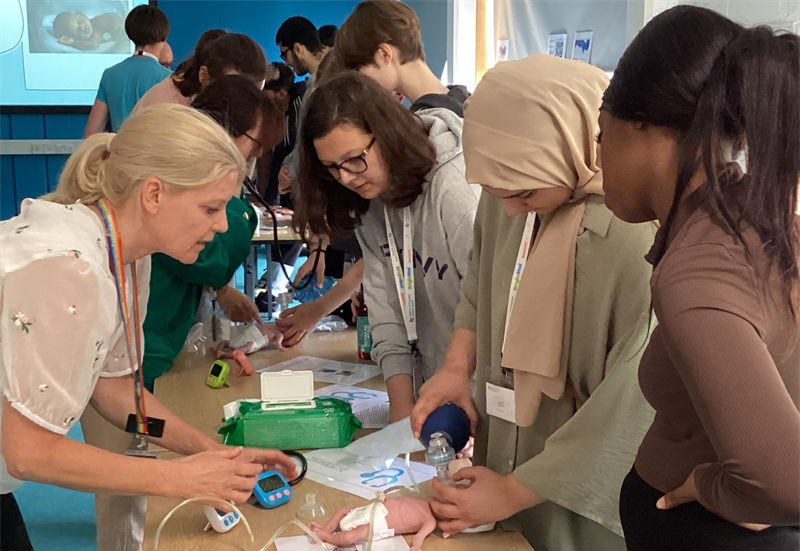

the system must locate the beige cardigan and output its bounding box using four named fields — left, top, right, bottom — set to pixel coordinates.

left=454, top=192, right=658, bottom=551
